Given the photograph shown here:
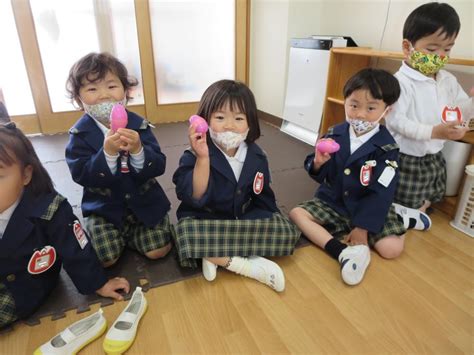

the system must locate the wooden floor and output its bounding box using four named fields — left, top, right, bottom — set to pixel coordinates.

left=1, top=210, right=472, bottom=354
